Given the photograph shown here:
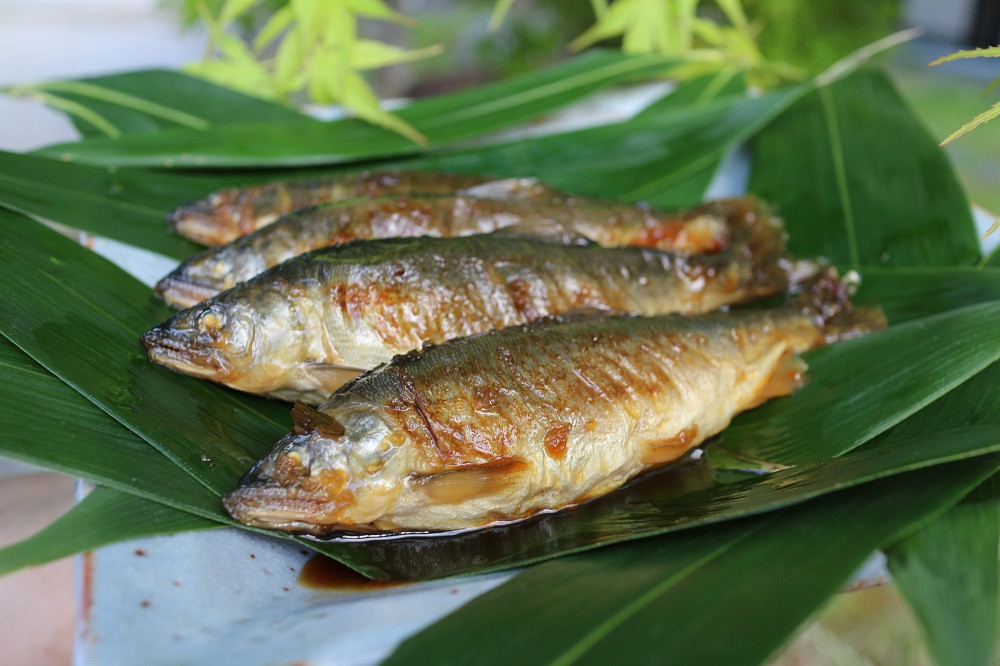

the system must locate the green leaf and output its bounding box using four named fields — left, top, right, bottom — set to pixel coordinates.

left=398, top=84, right=804, bottom=208
left=750, top=69, right=981, bottom=267
left=388, top=456, right=1000, bottom=664
left=4, top=70, right=308, bottom=138
left=855, top=266, right=1000, bottom=323
left=939, top=100, right=1000, bottom=146
left=0, top=150, right=215, bottom=260
left=0, top=334, right=222, bottom=518
left=219, top=0, right=258, bottom=24
left=252, top=5, right=293, bottom=51
left=488, top=0, right=516, bottom=32
left=720, top=300, right=1000, bottom=463
left=340, top=70, right=428, bottom=146
left=0, top=212, right=288, bottom=494
left=0, top=487, right=218, bottom=577
left=887, top=474, right=1000, bottom=666
left=35, top=51, right=681, bottom=167
left=349, top=40, right=443, bottom=71
left=928, top=45, right=1000, bottom=67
